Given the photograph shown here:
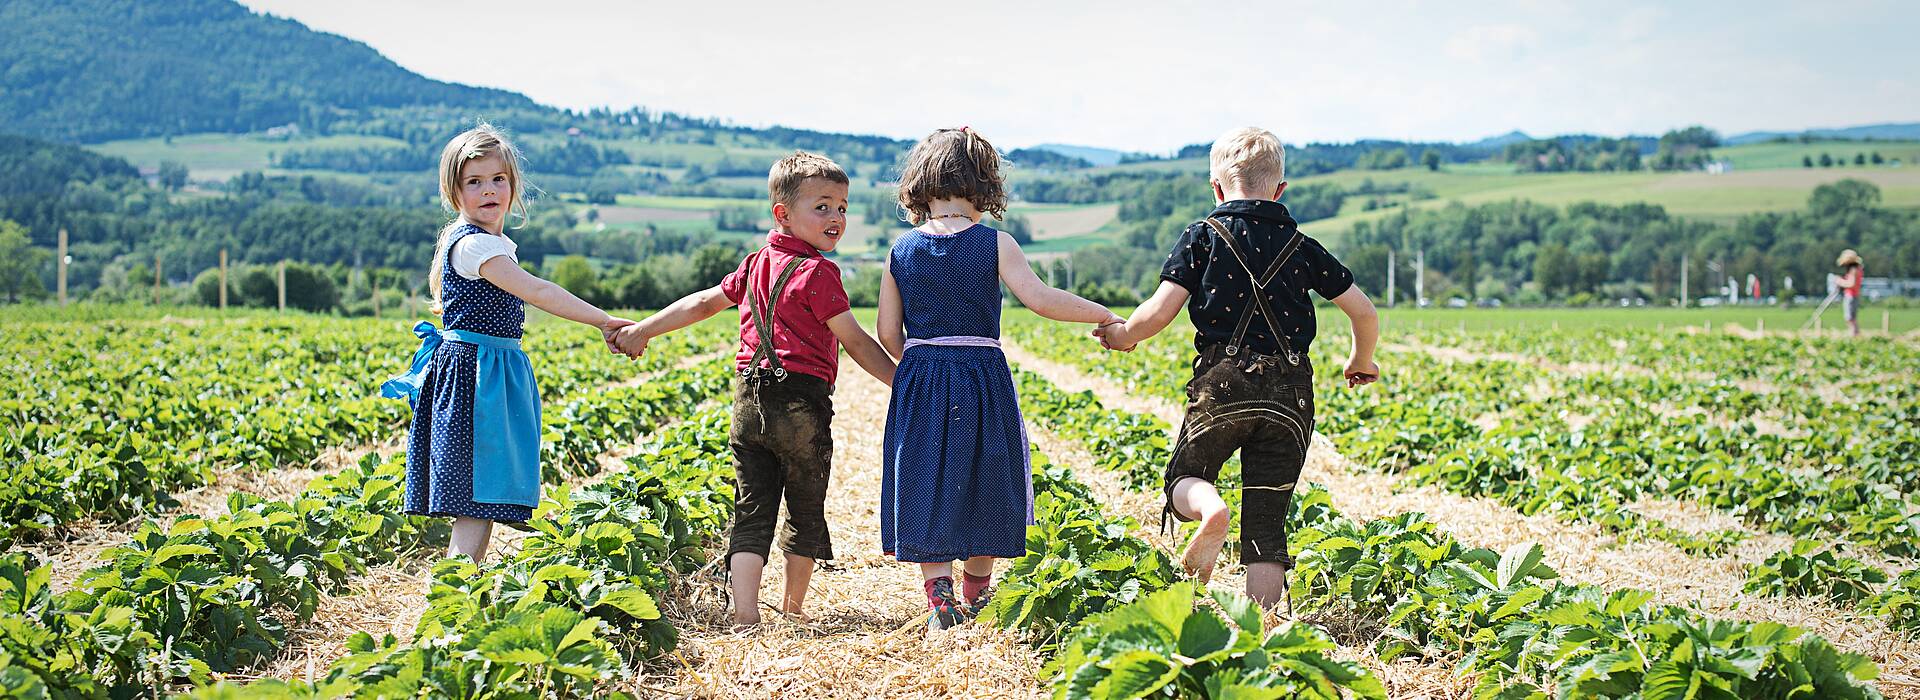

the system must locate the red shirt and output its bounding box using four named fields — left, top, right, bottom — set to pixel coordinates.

left=721, top=230, right=851, bottom=384
left=1843, top=266, right=1863, bottom=298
